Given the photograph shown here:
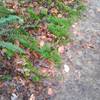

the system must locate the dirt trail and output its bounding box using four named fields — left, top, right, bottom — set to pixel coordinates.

left=54, top=0, right=100, bottom=100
